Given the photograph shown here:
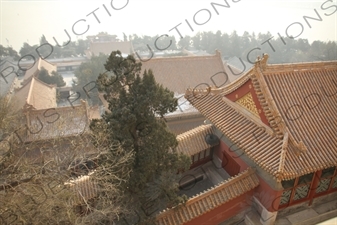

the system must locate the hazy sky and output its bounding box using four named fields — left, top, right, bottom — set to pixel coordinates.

left=1, top=0, right=336, bottom=51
